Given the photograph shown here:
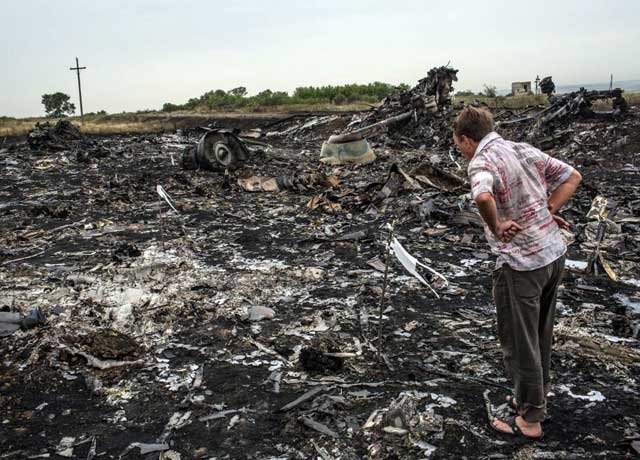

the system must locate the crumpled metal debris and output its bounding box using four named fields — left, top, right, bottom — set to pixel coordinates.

left=323, top=66, right=459, bottom=150
left=238, top=172, right=339, bottom=192
left=497, top=77, right=629, bottom=150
